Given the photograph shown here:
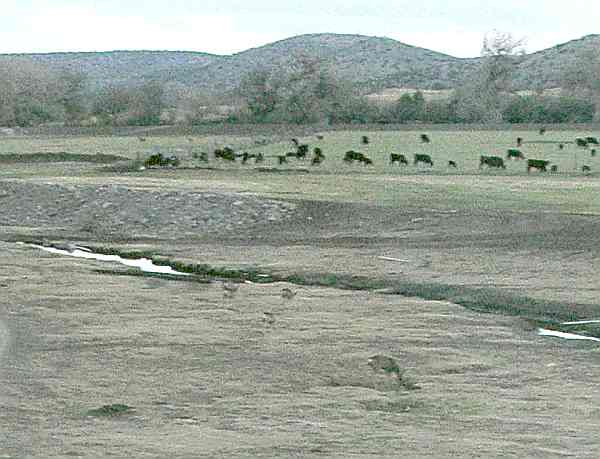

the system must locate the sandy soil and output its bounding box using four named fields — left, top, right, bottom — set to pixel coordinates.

left=2, top=173, right=600, bottom=457
left=0, top=180, right=294, bottom=239
left=2, top=239, right=600, bottom=458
